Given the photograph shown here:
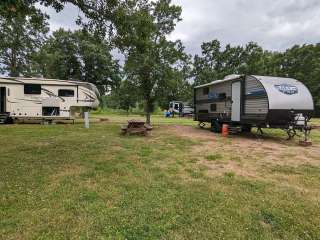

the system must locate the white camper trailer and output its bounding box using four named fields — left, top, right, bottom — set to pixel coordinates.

left=194, top=75, right=314, bottom=138
left=169, top=101, right=194, bottom=117
left=0, top=77, right=100, bottom=123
